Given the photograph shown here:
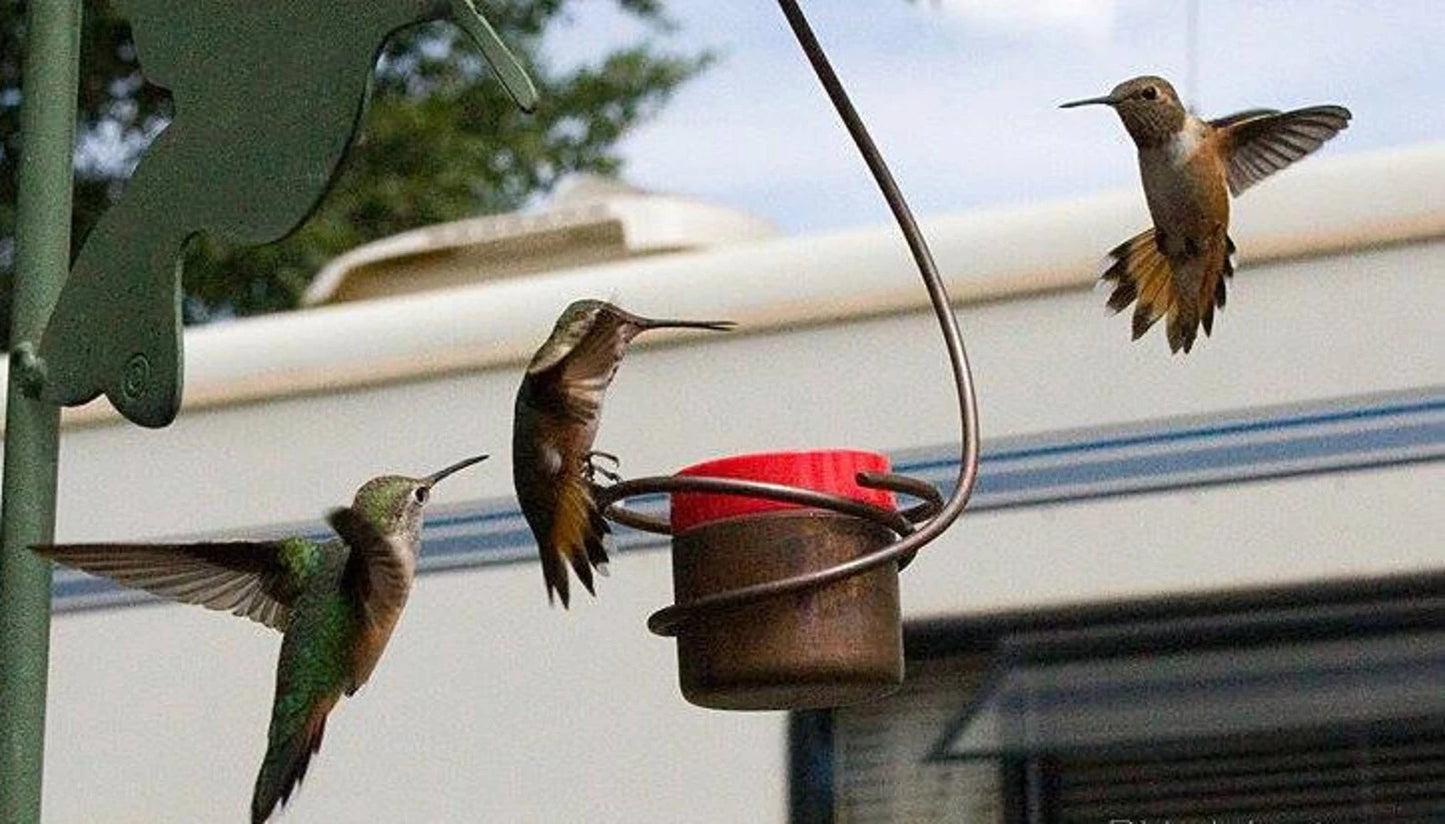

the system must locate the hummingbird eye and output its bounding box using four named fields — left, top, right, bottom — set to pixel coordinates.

left=1141, top=86, right=1159, bottom=101
left=413, top=487, right=429, bottom=505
